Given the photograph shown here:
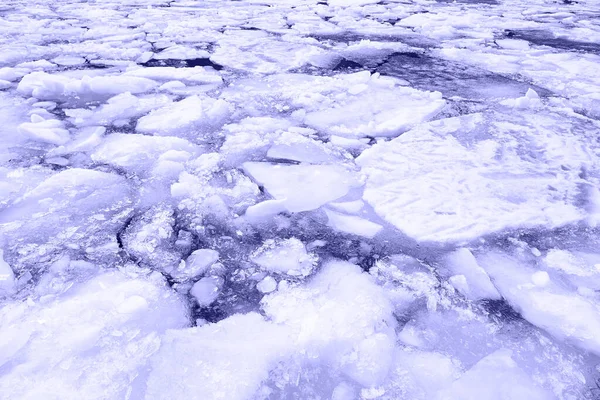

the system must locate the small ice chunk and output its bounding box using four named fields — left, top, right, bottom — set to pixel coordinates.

left=0, top=168, right=133, bottom=271
left=256, top=276, right=277, bottom=293
left=543, top=249, right=595, bottom=277
left=243, top=162, right=361, bottom=213
left=500, top=88, right=542, bottom=109
left=495, top=39, right=530, bottom=50
left=531, top=271, right=550, bottom=287
left=329, top=200, right=365, bottom=214
left=324, top=208, right=383, bottom=238
left=251, top=238, right=317, bottom=278
left=0, top=67, right=28, bottom=82
left=443, top=248, right=501, bottom=301
left=266, top=132, right=336, bottom=164
left=190, top=276, right=223, bottom=306
left=245, top=199, right=288, bottom=221
left=52, top=56, right=86, bottom=66
left=172, top=249, right=220, bottom=281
